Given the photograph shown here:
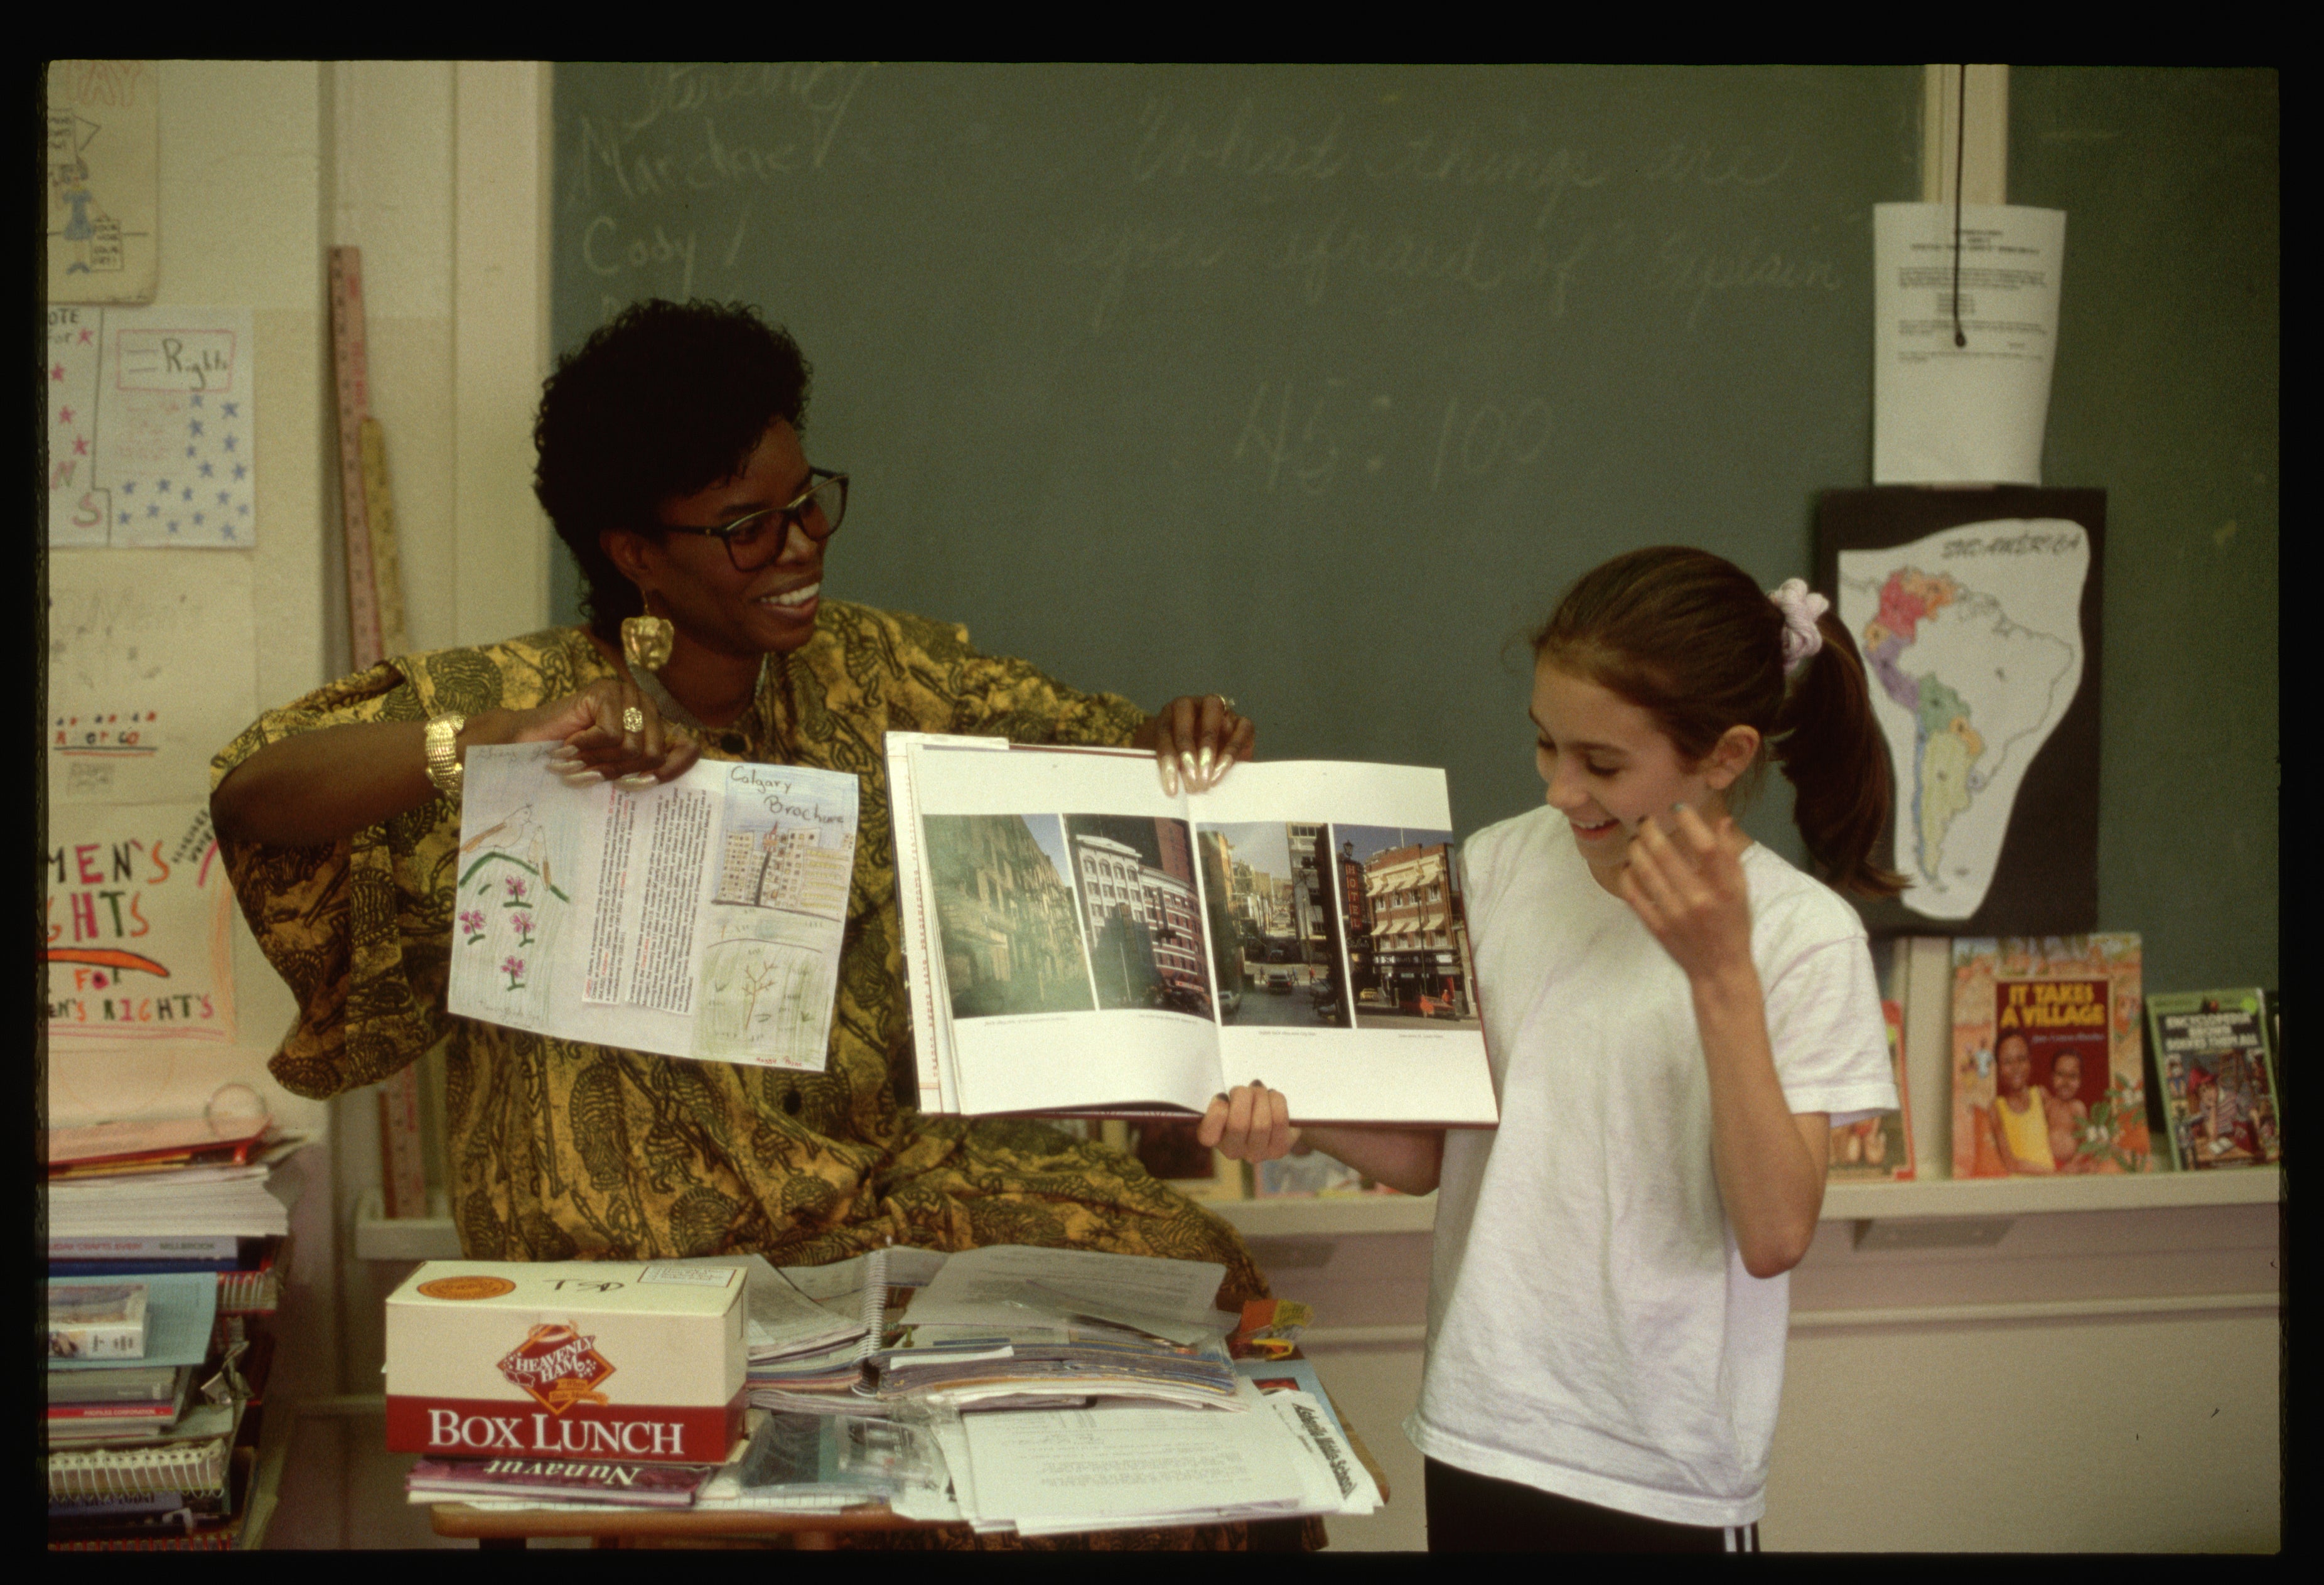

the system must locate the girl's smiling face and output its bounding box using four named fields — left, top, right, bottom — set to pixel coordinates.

left=1530, top=662, right=1756, bottom=893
